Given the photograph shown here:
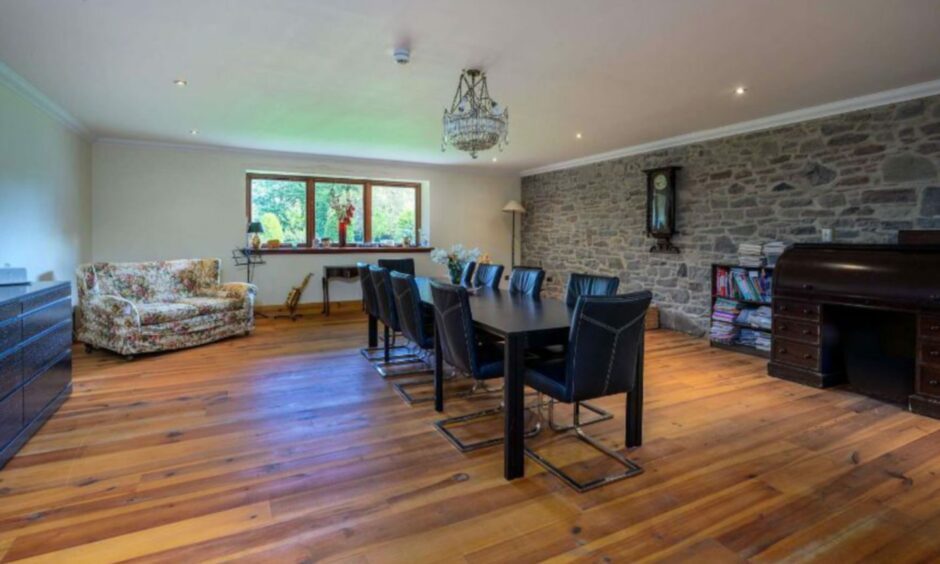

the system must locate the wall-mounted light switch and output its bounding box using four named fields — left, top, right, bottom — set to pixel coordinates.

left=821, top=228, right=833, bottom=243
